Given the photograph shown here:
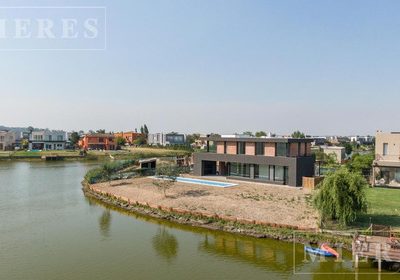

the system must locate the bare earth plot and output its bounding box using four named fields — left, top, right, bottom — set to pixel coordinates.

left=91, top=176, right=319, bottom=229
